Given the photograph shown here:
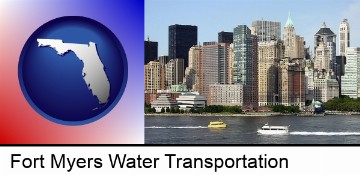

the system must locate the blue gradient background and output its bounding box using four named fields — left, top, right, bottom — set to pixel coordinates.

left=0, top=0, right=144, bottom=143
